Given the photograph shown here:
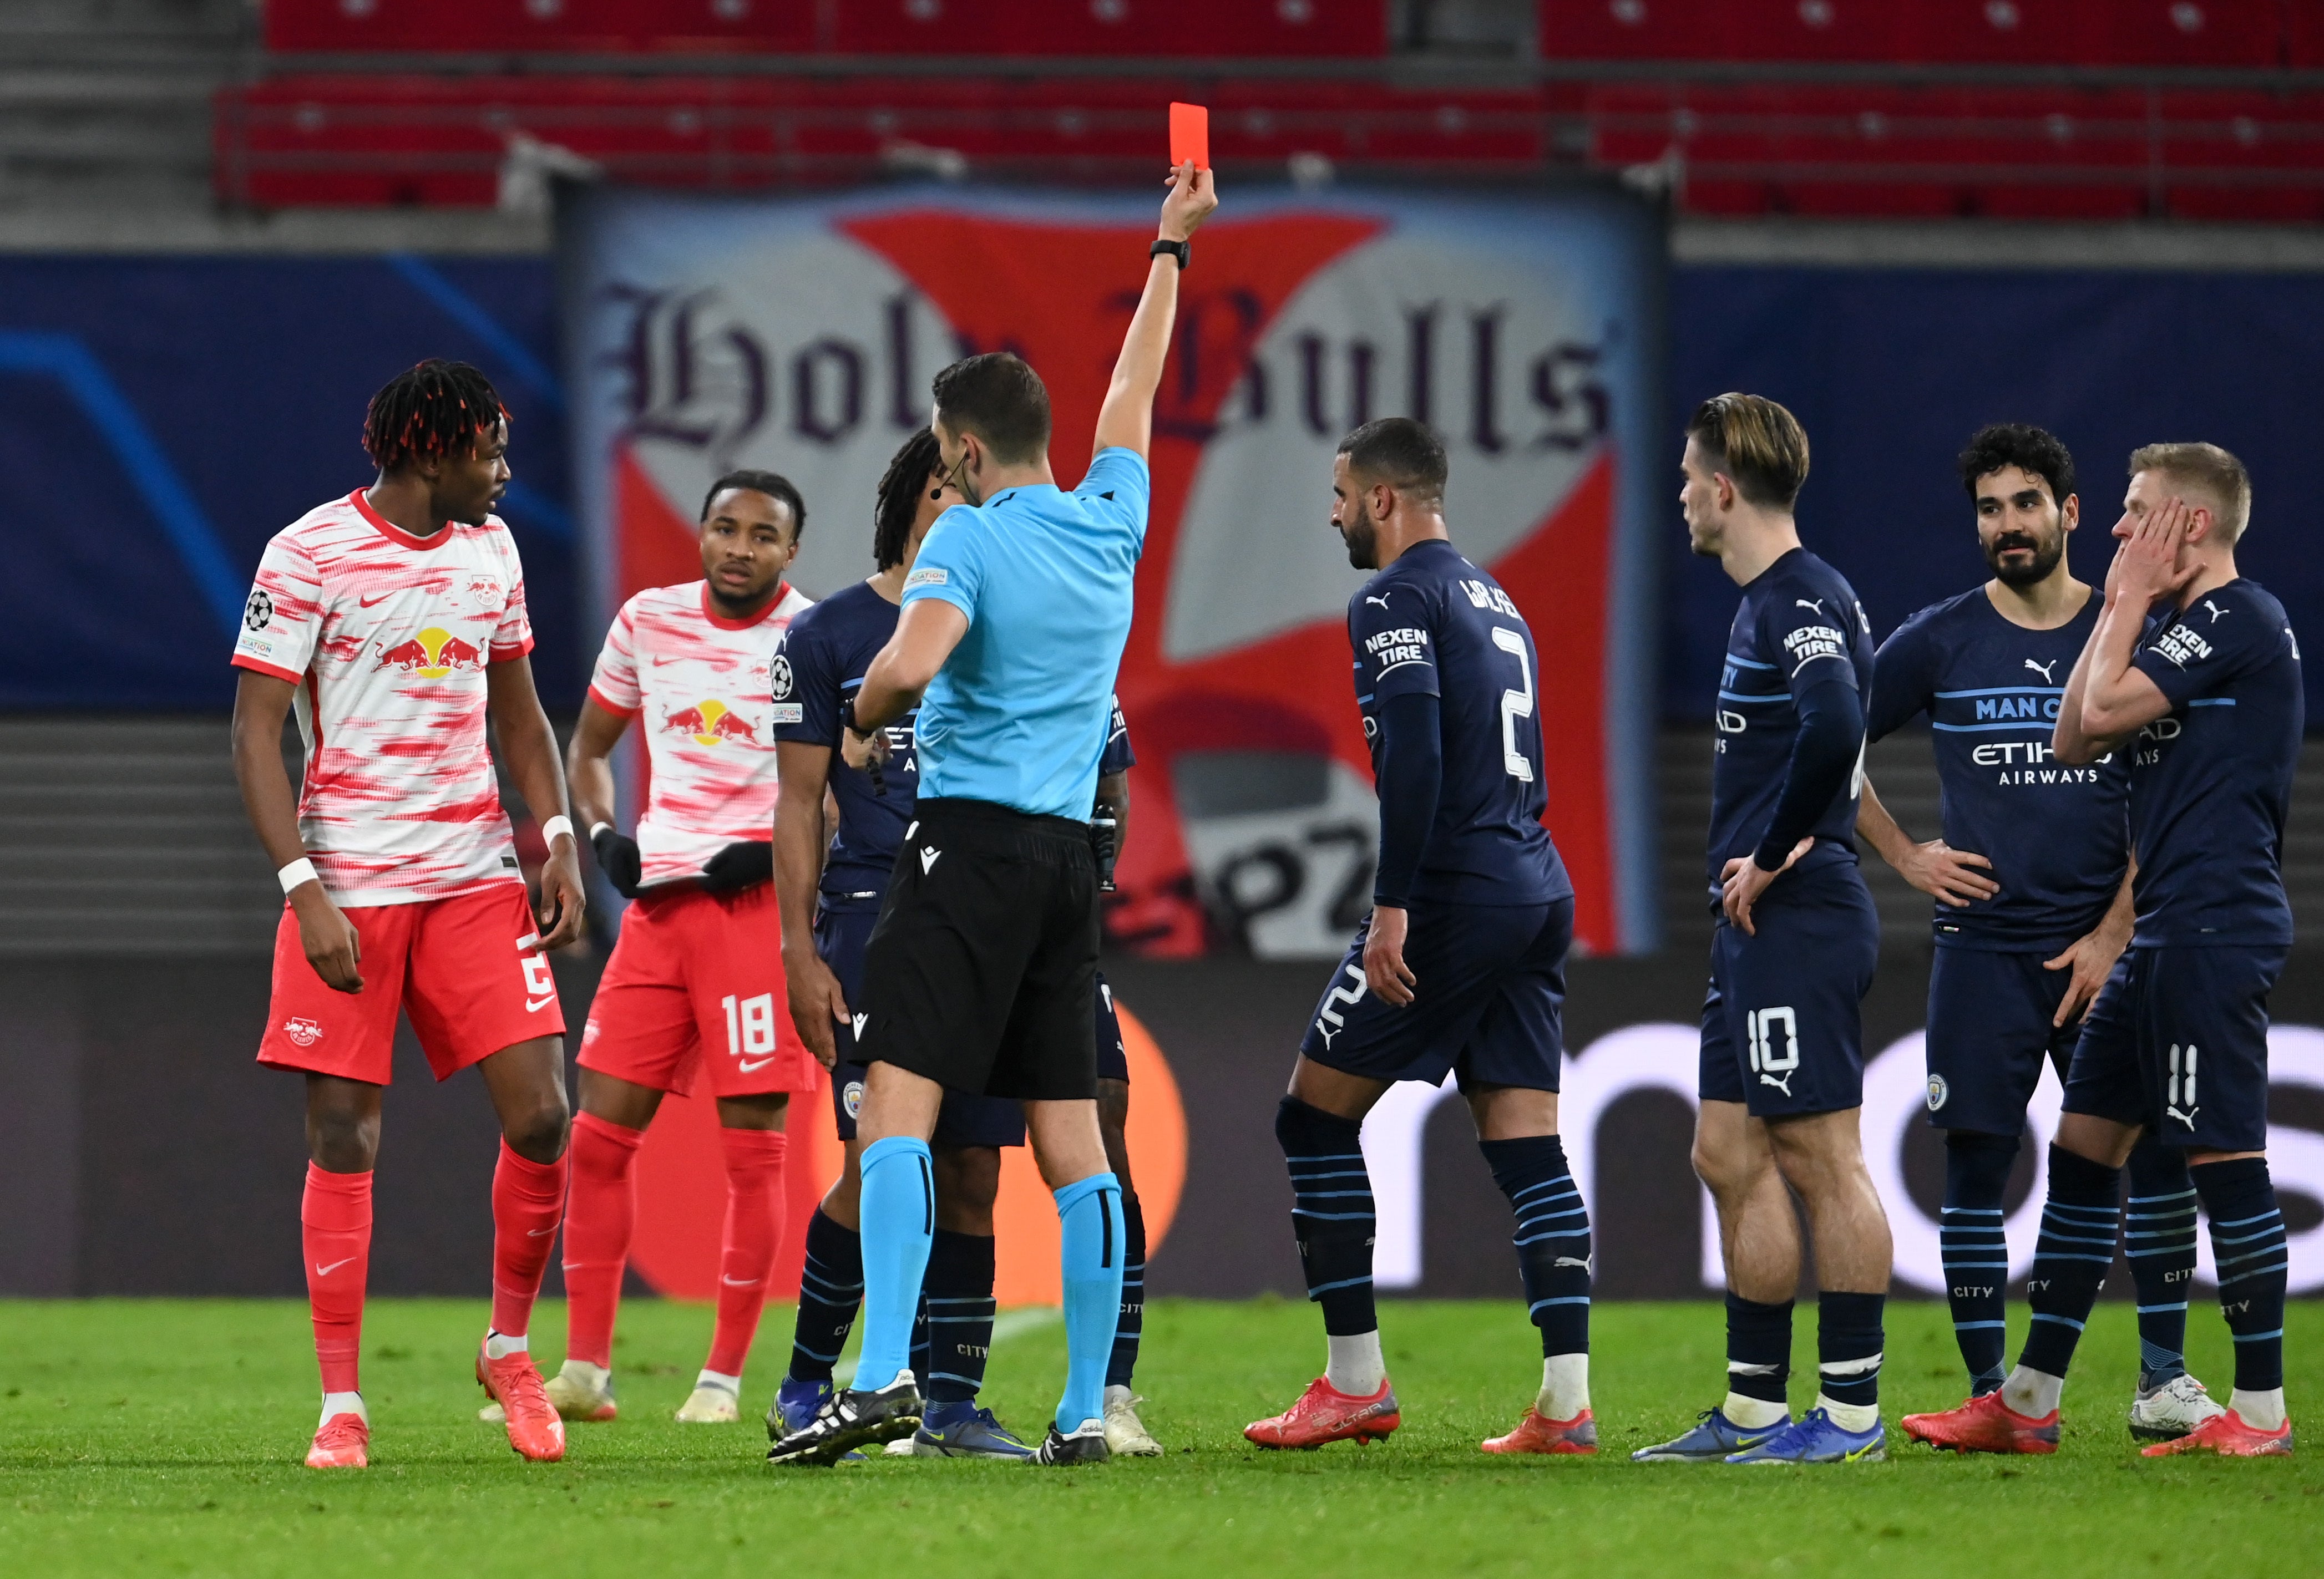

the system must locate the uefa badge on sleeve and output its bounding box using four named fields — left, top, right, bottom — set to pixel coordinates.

left=769, top=653, right=794, bottom=700
left=1926, top=1073, right=1949, bottom=1112
left=244, top=588, right=274, bottom=632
